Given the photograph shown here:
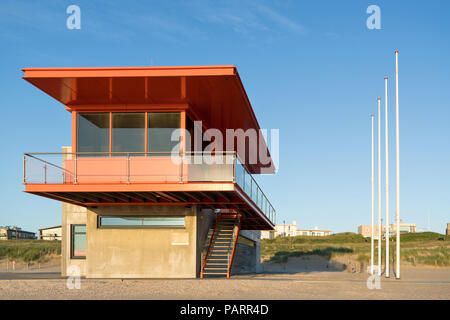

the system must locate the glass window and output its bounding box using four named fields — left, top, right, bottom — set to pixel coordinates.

left=235, top=162, right=244, bottom=189
left=148, top=112, right=180, bottom=155
left=100, top=217, right=142, bottom=226
left=112, top=113, right=145, bottom=155
left=71, top=225, right=86, bottom=259
left=142, top=217, right=185, bottom=226
left=99, top=216, right=185, bottom=228
left=77, top=113, right=109, bottom=155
